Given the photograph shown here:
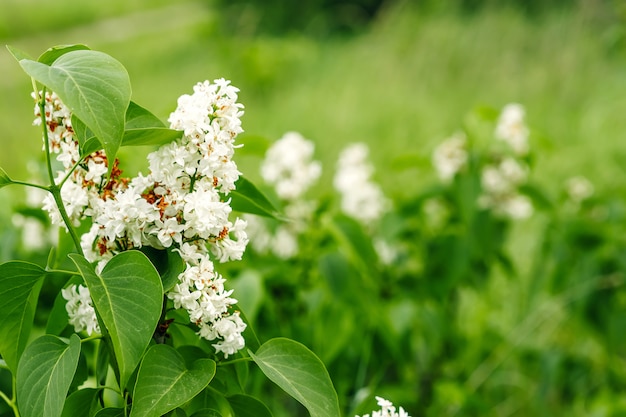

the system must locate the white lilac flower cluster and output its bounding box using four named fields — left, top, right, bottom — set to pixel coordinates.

left=61, top=284, right=100, bottom=336
left=432, top=132, right=468, bottom=183
left=355, top=396, right=411, bottom=417
left=39, top=80, right=249, bottom=357
left=334, top=143, right=389, bottom=225
left=247, top=132, right=321, bottom=259
left=565, top=175, right=594, bottom=204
